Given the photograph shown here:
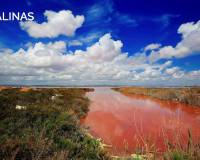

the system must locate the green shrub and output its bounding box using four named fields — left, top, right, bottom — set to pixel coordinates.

left=0, top=88, right=110, bottom=160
